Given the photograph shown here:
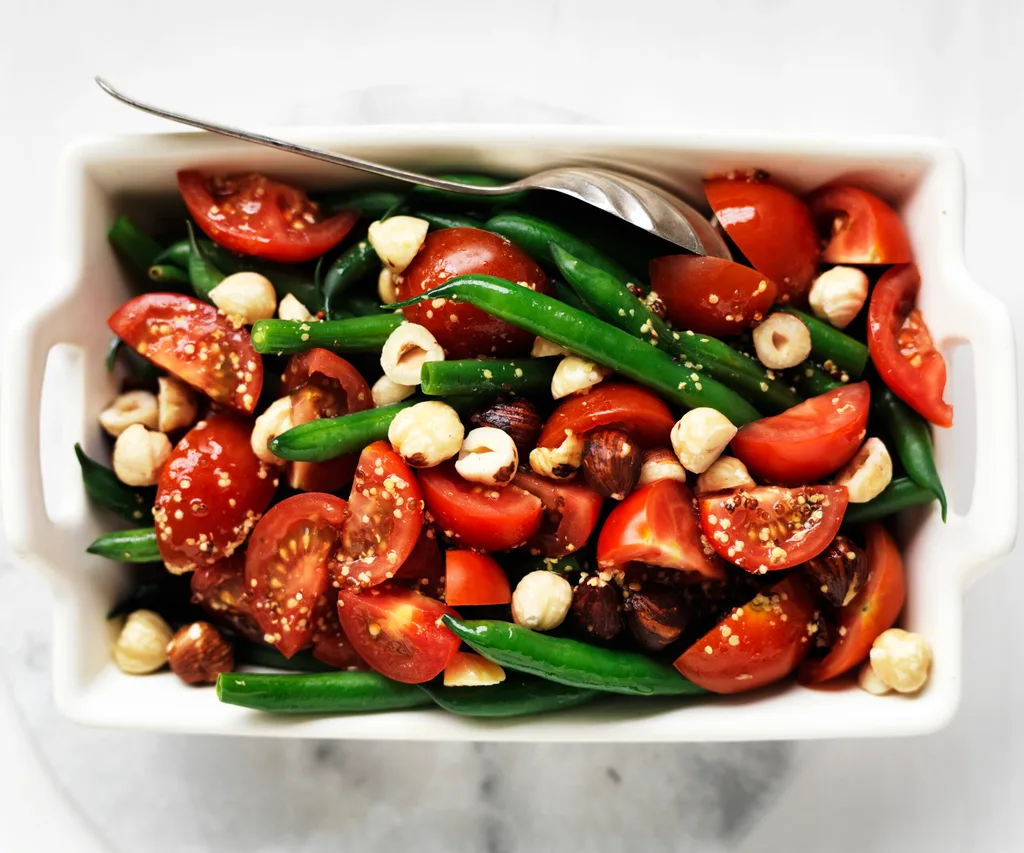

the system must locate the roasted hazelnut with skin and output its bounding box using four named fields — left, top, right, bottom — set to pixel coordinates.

left=624, top=585, right=687, bottom=652
left=166, top=621, right=234, bottom=685
left=581, top=427, right=641, bottom=500
left=804, top=535, right=868, bottom=607
left=571, top=576, right=623, bottom=641
left=469, top=399, right=542, bottom=459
